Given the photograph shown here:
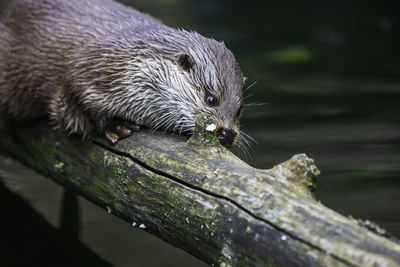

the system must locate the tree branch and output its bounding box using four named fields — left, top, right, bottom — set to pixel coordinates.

left=0, top=117, right=399, bottom=266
